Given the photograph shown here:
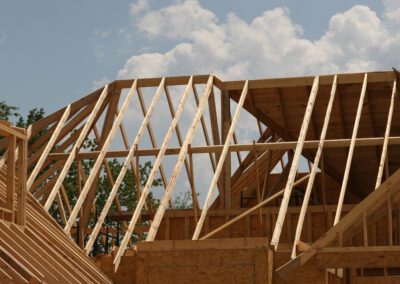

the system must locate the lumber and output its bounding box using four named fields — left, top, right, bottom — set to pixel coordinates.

left=291, top=75, right=337, bottom=258
left=271, top=76, right=319, bottom=249
left=112, top=76, right=193, bottom=269
left=192, top=80, right=248, bottom=240
left=144, top=75, right=214, bottom=244
left=334, top=73, right=368, bottom=225
left=64, top=80, right=138, bottom=233
left=375, top=77, right=397, bottom=188
left=27, top=105, right=71, bottom=189
left=43, top=85, right=109, bottom=211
